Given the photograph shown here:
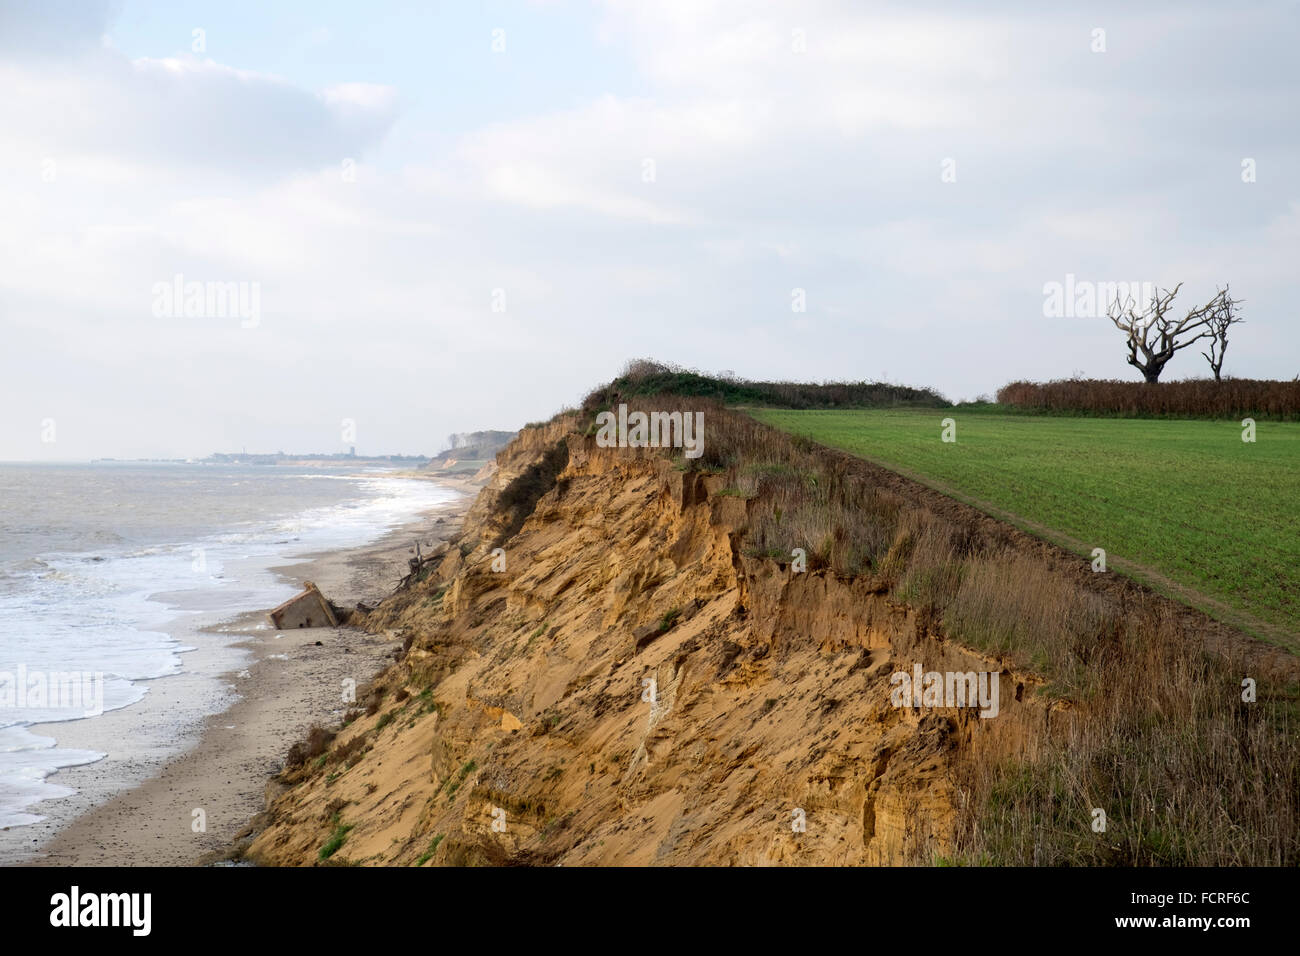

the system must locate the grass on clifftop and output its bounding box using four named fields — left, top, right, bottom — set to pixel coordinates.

left=751, top=408, right=1300, bottom=639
